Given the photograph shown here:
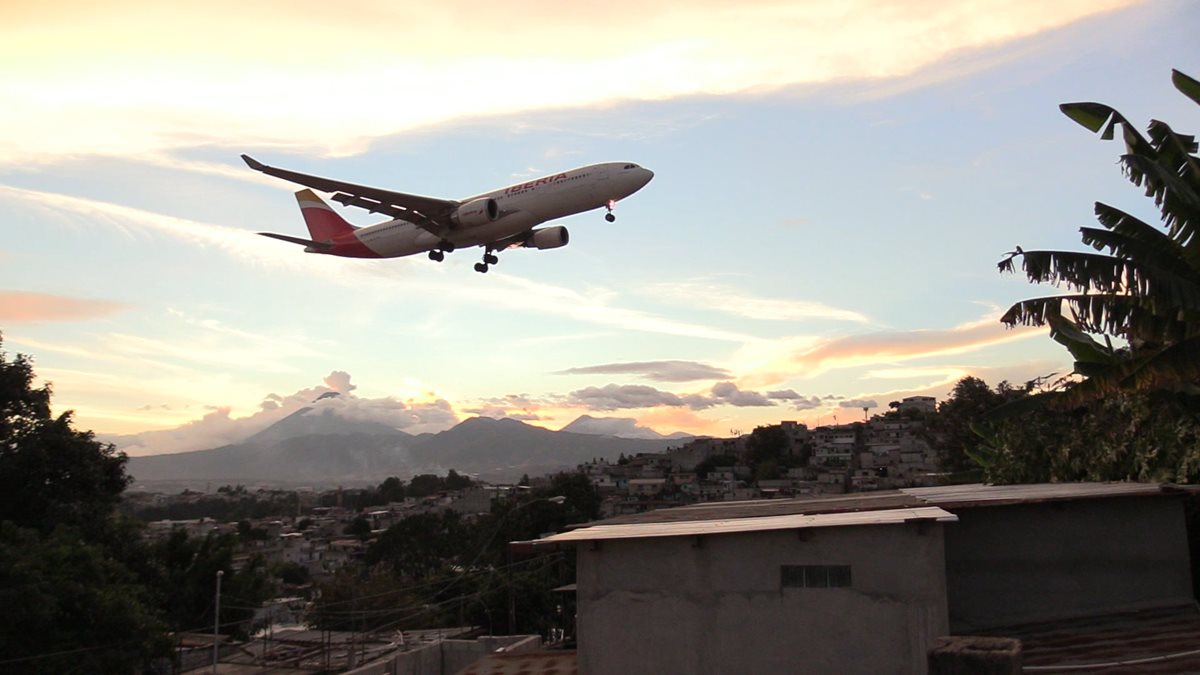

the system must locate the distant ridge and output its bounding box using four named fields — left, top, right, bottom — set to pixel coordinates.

left=559, top=414, right=694, bottom=440
left=127, top=414, right=681, bottom=486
